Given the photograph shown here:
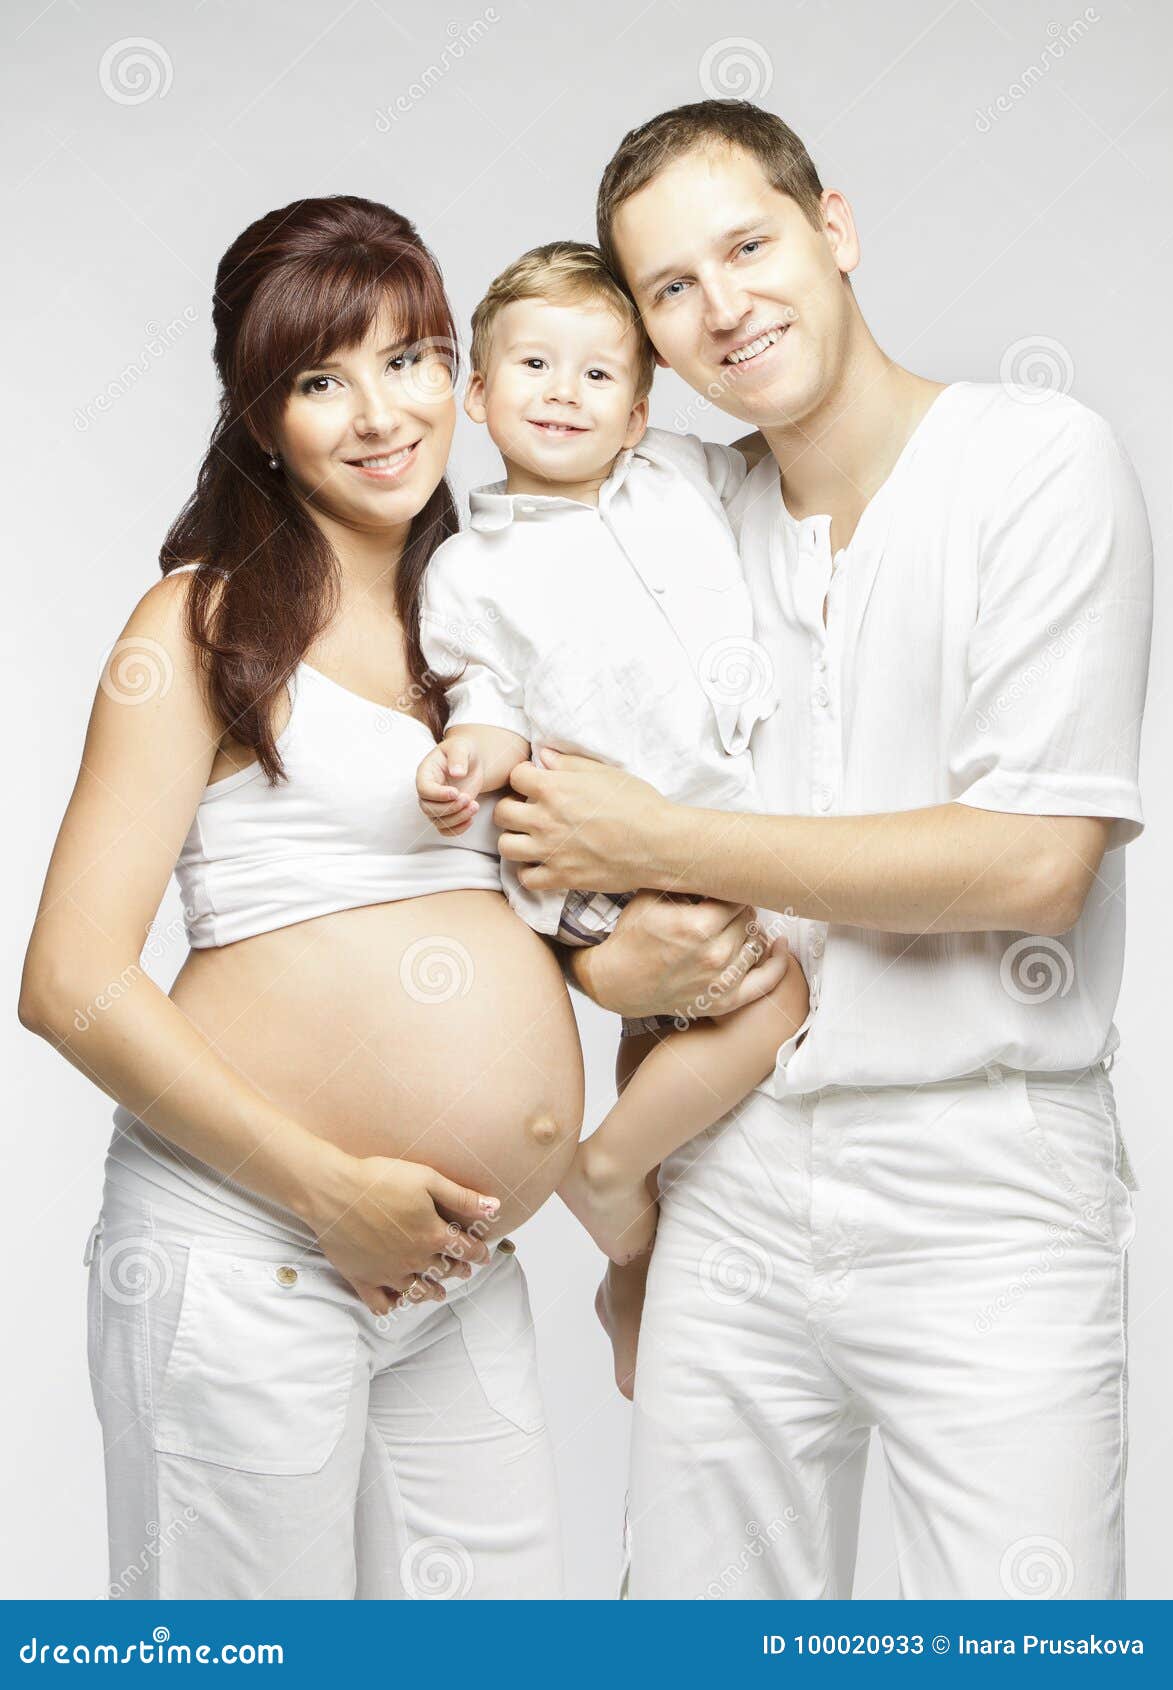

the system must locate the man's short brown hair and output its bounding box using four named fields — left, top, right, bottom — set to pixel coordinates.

left=597, top=99, right=825, bottom=283
left=469, top=240, right=656, bottom=398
